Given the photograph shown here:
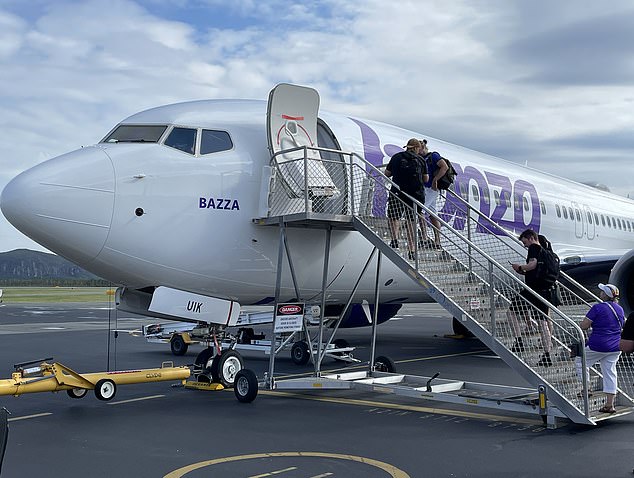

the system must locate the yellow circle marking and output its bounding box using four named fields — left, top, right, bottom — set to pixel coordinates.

left=164, top=451, right=410, bottom=478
